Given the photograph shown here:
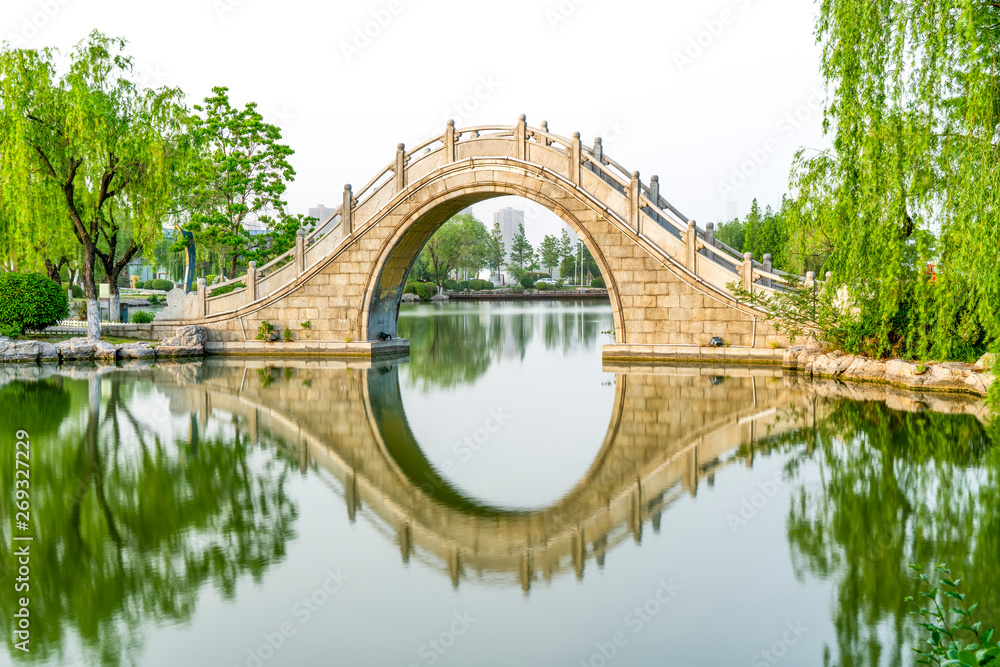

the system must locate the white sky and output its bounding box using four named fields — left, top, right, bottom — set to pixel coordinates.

left=3, top=0, right=829, bottom=246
